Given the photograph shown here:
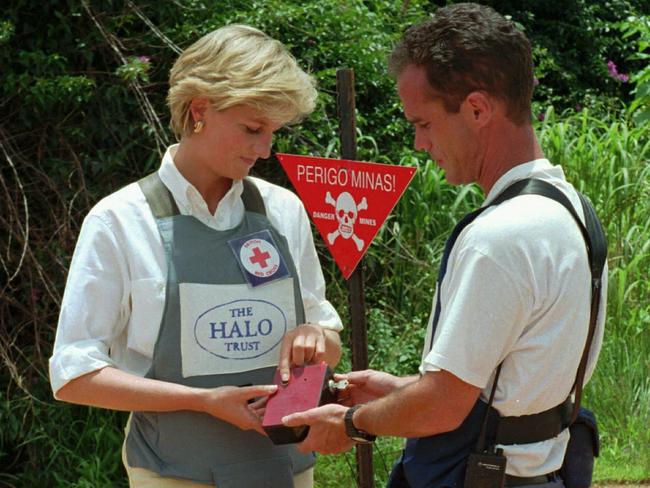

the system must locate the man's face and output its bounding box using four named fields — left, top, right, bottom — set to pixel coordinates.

left=397, top=64, right=477, bottom=186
